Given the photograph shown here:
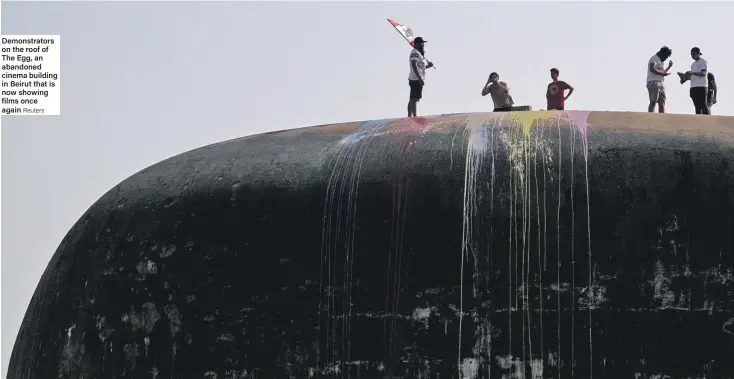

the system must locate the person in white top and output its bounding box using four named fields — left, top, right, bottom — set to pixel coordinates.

left=677, top=47, right=710, bottom=114
left=407, top=37, right=433, bottom=117
left=646, top=46, right=673, bottom=113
